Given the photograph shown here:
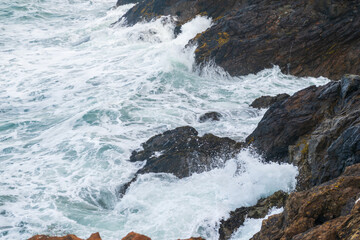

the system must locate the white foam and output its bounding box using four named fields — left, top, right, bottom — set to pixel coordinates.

left=230, top=207, right=284, bottom=240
